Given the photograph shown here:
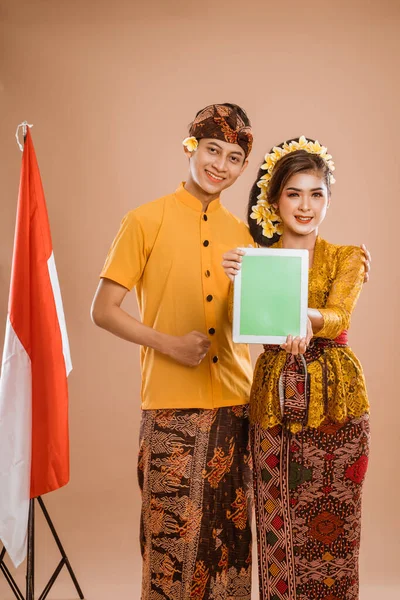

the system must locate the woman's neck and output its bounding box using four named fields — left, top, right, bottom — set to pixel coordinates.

left=281, top=229, right=318, bottom=251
